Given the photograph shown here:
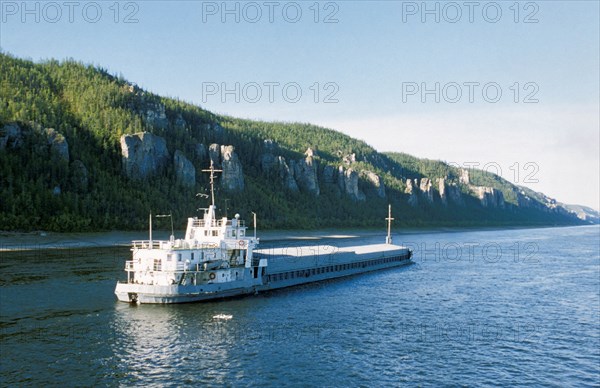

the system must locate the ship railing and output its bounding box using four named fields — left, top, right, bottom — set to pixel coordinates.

left=191, top=219, right=246, bottom=228
left=125, top=261, right=134, bottom=271
left=131, top=240, right=171, bottom=249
